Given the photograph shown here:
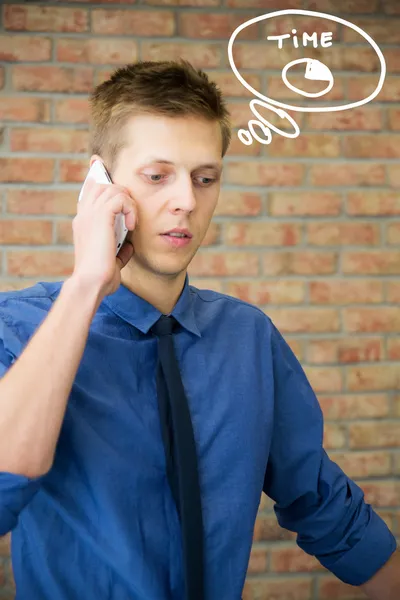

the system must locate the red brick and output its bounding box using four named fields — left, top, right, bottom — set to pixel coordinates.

left=331, top=451, right=391, bottom=479
left=309, top=280, right=383, bottom=305
left=4, top=5, right=88, bottom=32
left=346, top=364, right=399, bottom=392
left=225, top=162, right=303, bottom=186
left=344, top=134, right=400, bottom=158
left=0, top=34, right=51, bottom=61
left=388, top=282, right=400, bottom=303
left=214, top=191, right=262, bottom=216
left=387, top=223, right=400, bottom=245
left=270, top=545, right=325, bottom=573
left=230, top=42, right=294, bottom=70
left=388, top=108, right=400, bottom=130
left=179, top=13, right=258, bottom=40
left=329, top=46, right=381, bottom=72
left=0, top=219, right=52, bottom=245
left=94, top=68, right=115, bottom=86
left=263, top=252, right=337, bottom=276
left=319, top=394, right=389, bottom=419
left=307, top=222, right=379, bottom=246
left=268, top=134, right=340, bottom=158
left=188, top=252, right=259, bottom=277
left=227, top=0, right=301, bottom=6
left=270, top=192, right=341, bottom=216
left=350, top=423, right=400, bottom=449
left=92, top=9, right=173, bottom=35
left=262, top=15, right=339, bottom=38
left=54, top=98, right=90, bottom=124
left=0, top=534, right=10, bottom=557
left=265, top=308, right=340, bottom=333
left=383, top=0, right=400, bottom=14
left=318, top=576, right=373, bottom=599
left=56, top=38, right=138, bottom=64
left=189, top=279, right=223, bottom=293
left=310, top=163, right=385, bottom=187
left=201, top=223, right=220, bottom=247
left=0, top=97, right=51, bottom=122
left=252, top=514, right=295, bottom=542
left=141, top=41, right=222, bottom=67
left=226, top=280, right=305, bottom=305
left=343, top=307, right=400, bottom=333
left=349, top=76, right=400, bottom=101
left=324, top=424, right=347, bottom=449
left=243, top=578, right=312, bottom=600
left=306, top=108, right=382, bottom=131
left=7, top=190, right=77, bottom=216
left=360, top=481, right=400, bottom=507
left=343, top=251, right=400, bottom=274
left=0, top=158, right=54, bottom=183
left=59, top=159, right=88, bottom=183
left=6, top=251, right=74, bottom=277
left=386, top=48, right=400, bottom=73
left=204, top=71, right=260, bottom=97
left=12, top=66, right=93, bottom=93
left=347, top=191, right=400, bottom=215
left=247, top=547, right=268, bottom=574
left=344, top=17, right=400, bottom=43
left=387, top=164, right=400, bottom=188
left=338, top=338, right=384, bottom=364
left=225, top=222, right=301, bottom=247
left=303, top=366, right=342, bottom=393
left=56, top=220, right=72, bottom=245
left=387, top=338, right=400, bottom=360
left=225, top=134, right=261, bottom=157
left=145, top=0, right=218, bottom=4
left=309, top=0, right=378, bottom=11
left=307, top=340, right=338, bottom=364
left=10, top=127, right=88, bottom=154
